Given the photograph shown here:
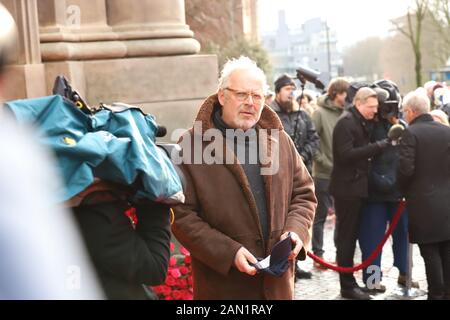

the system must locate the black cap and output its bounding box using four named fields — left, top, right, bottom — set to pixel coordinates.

left=274, top=74, right=296, bottom=93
